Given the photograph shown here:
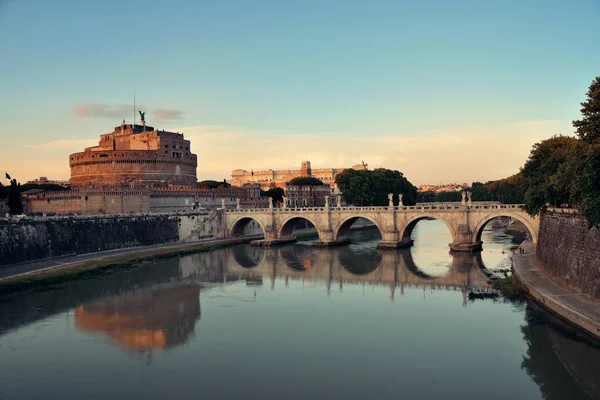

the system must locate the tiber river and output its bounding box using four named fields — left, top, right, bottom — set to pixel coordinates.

left=1, top=220, right=599, bottom=400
